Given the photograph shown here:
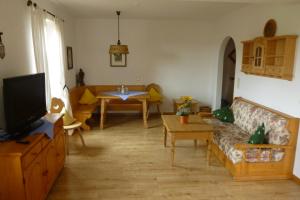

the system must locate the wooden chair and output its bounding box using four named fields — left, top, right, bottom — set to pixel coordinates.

left=146, top=83, right=162, bottom=118
left=50, top=98, right=85, bottom=155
